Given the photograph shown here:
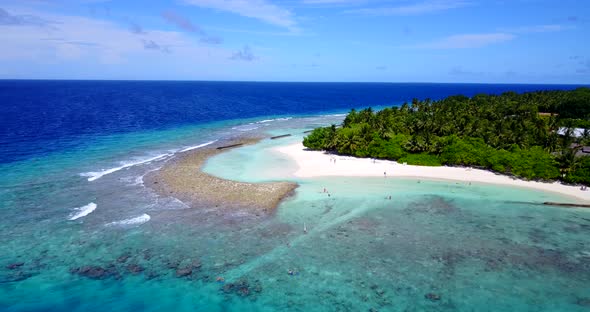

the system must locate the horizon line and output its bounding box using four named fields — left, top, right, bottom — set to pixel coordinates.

left=0, top=78, right=588, bottom=86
